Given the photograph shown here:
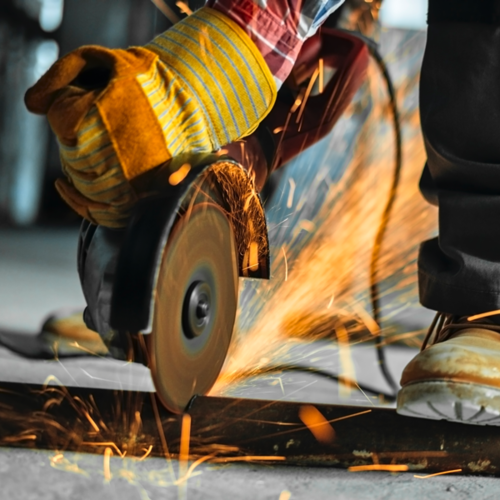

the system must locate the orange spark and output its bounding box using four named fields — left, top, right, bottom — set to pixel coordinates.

left=297, top=67, right=319, bottom=124
left=467, top=310, right=500, bottom=321
left=350, top=302, right=380, bottom=336
left=169, top=163, right=191, bottom=185
left=68, top=342, right=108, bottom=357
left=175, top=454, right=215, bottom=485
left=149, top=392, right=176, bottom=481
left=319, top=58, right=324, bottom=94
left=2, top=434, right=37, bottom=443
left=249, top=241, right=260, bottom=271
left=279, top=491, right=292, bottom=500
left=336, top=320, right=356, bottom=398
left=281, top=246, right=288, bottom=281
left=414, top=469, right=462, bottom=479
left=83, top=410, right=100, bottom=433
left=149, top=0, right=180, bottom=23
left=327, top=295, right=334, bottom=308
left=287, top=178, right=296, bottom=208
left=51, top=453, right=64, bottom=464
left=210, top=456, right=286, bottom=463
left=290, top=88, right=306, bottom=114
left=81, top=442, right=125, bottom=458
left=328, top=409, right=371, bottom=424
left=179, top=413, right=191, bottom=485
left=42, top=398, right=62, bottom=411
left=243, top=188, right=259, bottom=212
left=103, top=447, right=113, bottom=482
left=138, top=445, right=153, bottom=461
left=298, top=405, right=335, bottom=444
left=349, top=464, right=409, bottom=472
left=131, top=410, right=142, bottom=439
left=176, top=1, right=192, bottom=15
